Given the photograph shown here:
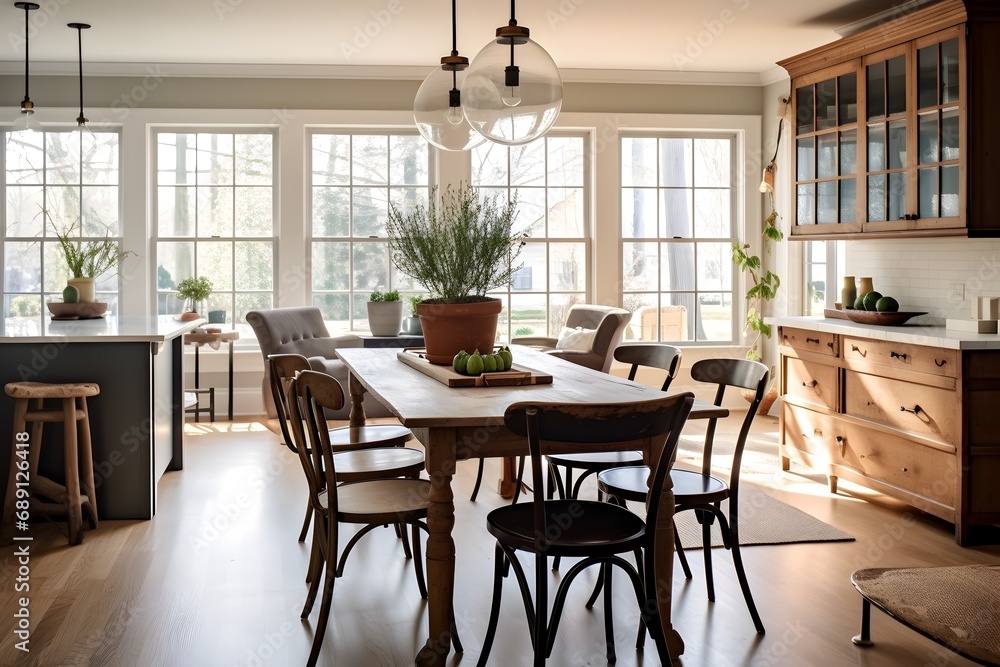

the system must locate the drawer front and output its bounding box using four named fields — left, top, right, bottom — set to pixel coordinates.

left=783, top=355, right=838, bottom=411
left=843, top=370, right=959, bottom=444
left=781, top=403, right=842, bottom=469
left=842, top=336, right=958, bottom=378
left=840, top=419, right=957, bottom=508
left=780, top=327, right=838, bottom=358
